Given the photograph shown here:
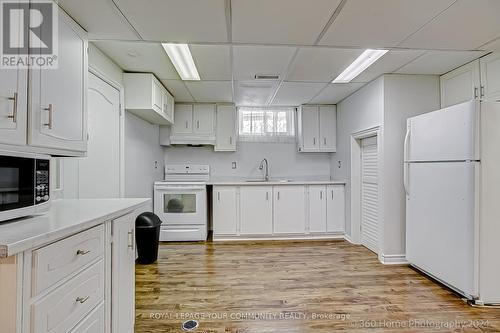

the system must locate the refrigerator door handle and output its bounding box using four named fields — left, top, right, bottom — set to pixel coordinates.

left=404, top=162, right=409, bottom=196
left=404, top=126, right=410, bottom=196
